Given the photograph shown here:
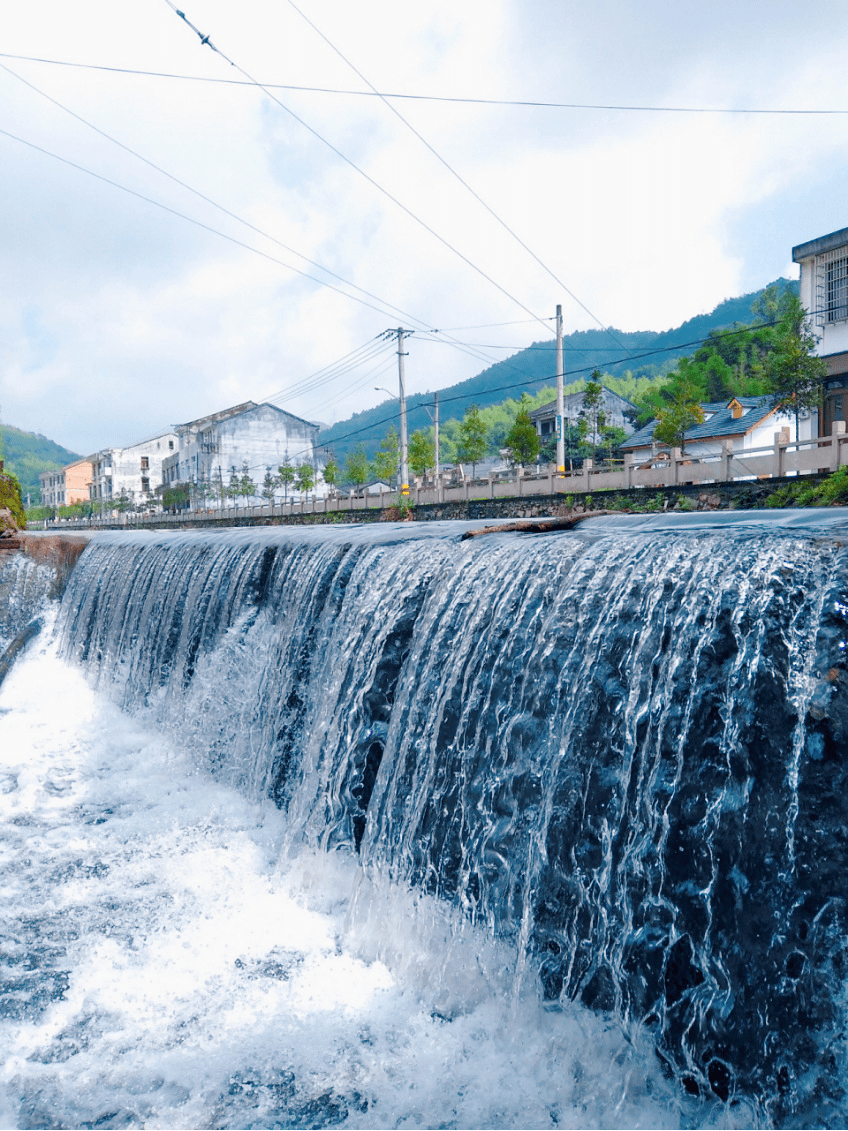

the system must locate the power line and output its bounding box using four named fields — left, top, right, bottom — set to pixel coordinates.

left=161, top=1, right=552, bottom=332
left=0, top=61, right=428, bottom=330
left=3, top=53, right=846, bottom=115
